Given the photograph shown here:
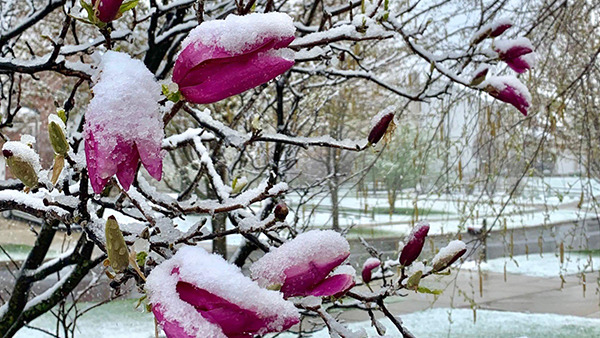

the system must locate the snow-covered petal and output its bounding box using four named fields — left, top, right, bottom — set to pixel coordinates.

left=173, top=13, right=296, bottom=104
left=84, top=51, right=163, bottom=193
left=251, top=230, right=353, bottom=298
left=146, top=246, right=299, bottom=338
